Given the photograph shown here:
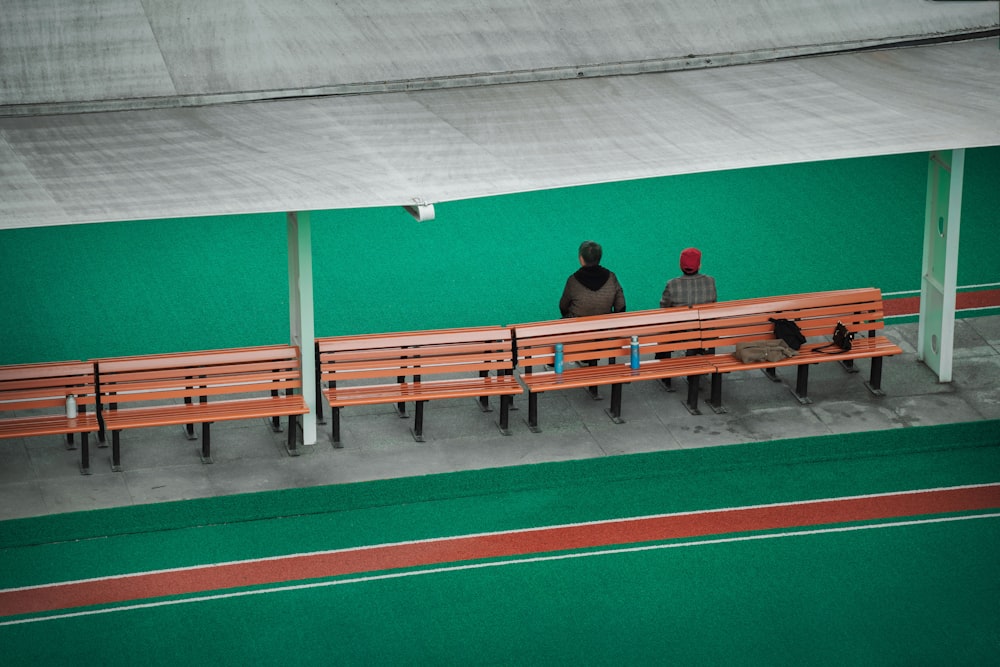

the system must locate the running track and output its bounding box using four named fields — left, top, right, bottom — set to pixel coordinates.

left=884, top=288, right=1000, bottom=316
left=4, top=482, right=998, bottom=623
